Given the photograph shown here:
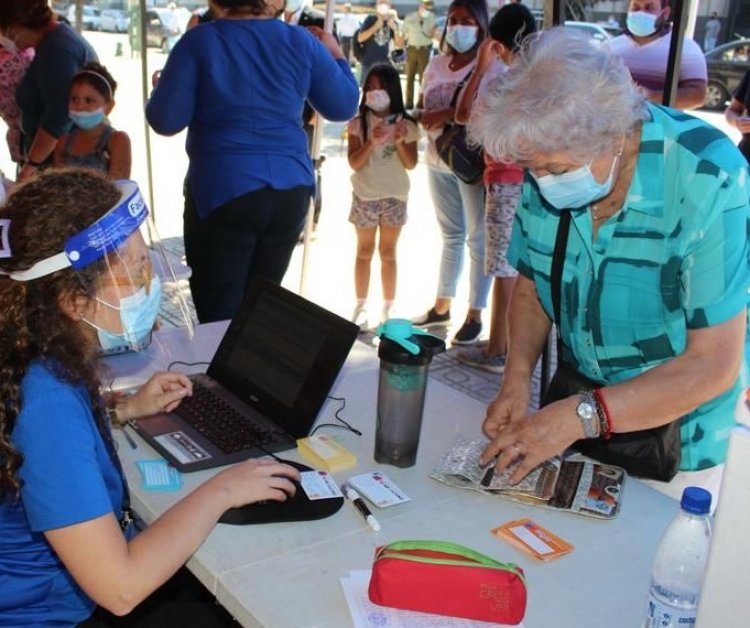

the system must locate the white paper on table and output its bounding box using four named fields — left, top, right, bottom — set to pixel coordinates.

left=340, top=570, right=525, bottom=628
